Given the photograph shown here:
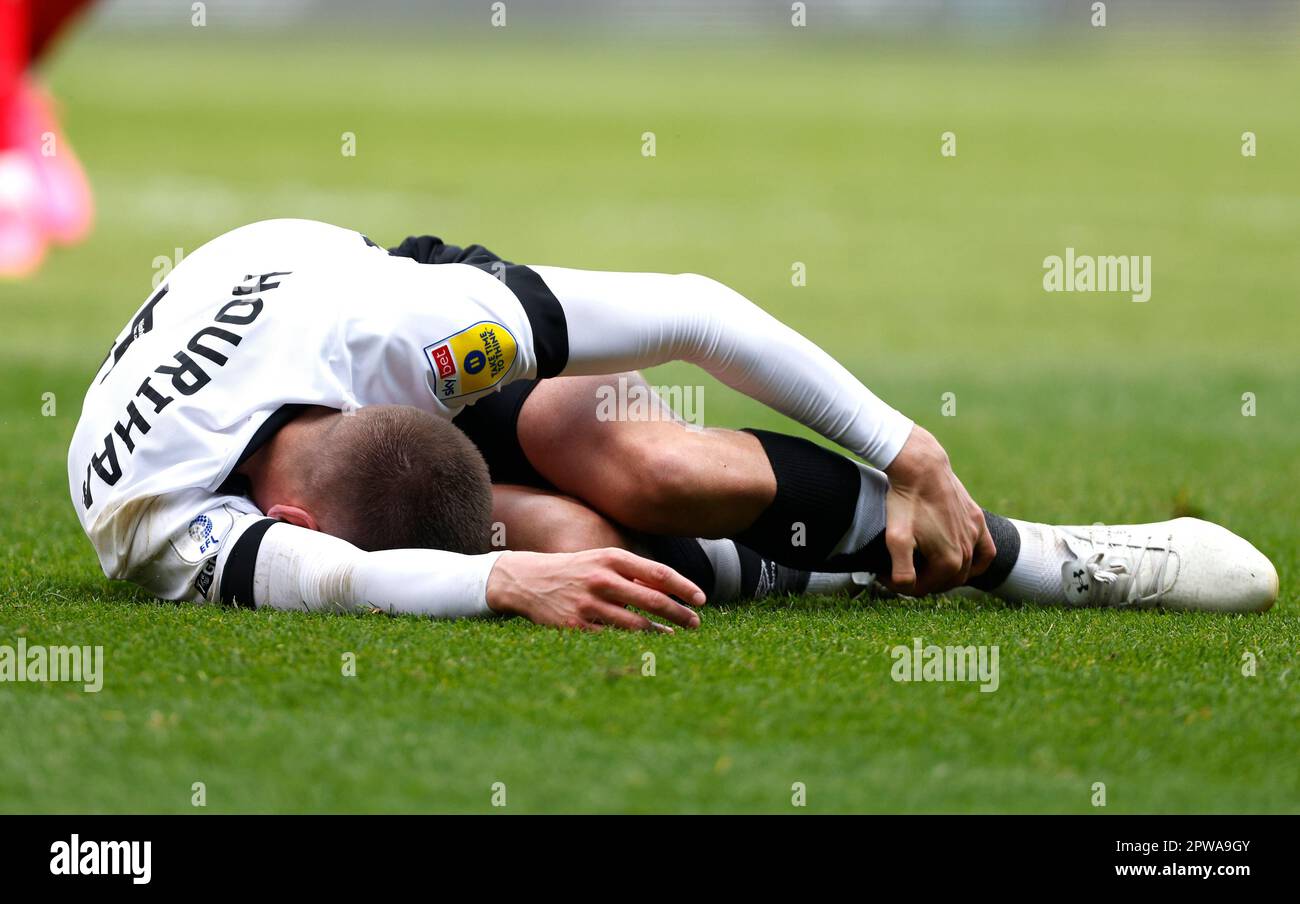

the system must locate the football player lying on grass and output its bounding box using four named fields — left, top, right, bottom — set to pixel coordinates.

left=69, top=219, right=1278, bottom=632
